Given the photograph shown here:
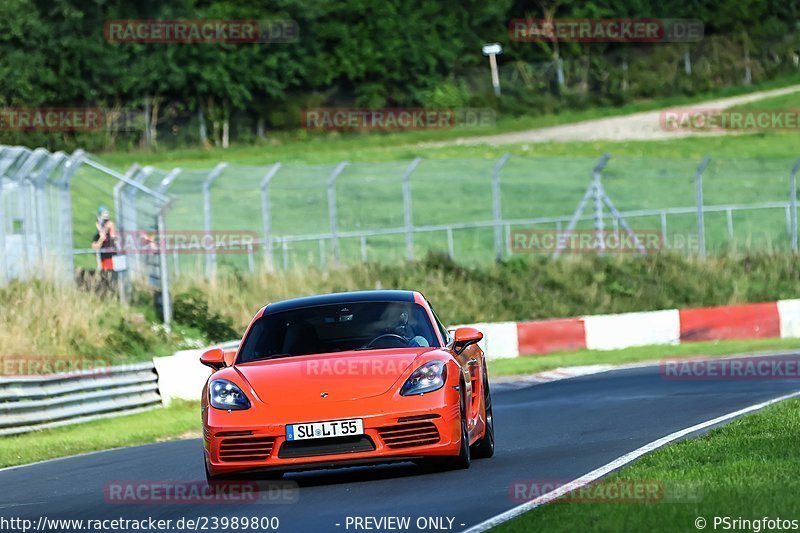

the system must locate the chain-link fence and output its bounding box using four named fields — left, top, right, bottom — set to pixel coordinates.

left=2, top=144, right=800, bottom=325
